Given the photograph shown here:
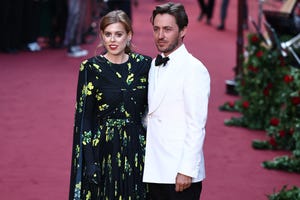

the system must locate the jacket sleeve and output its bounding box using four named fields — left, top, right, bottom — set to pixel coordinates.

left=178, top=59, right=210, bottom=178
